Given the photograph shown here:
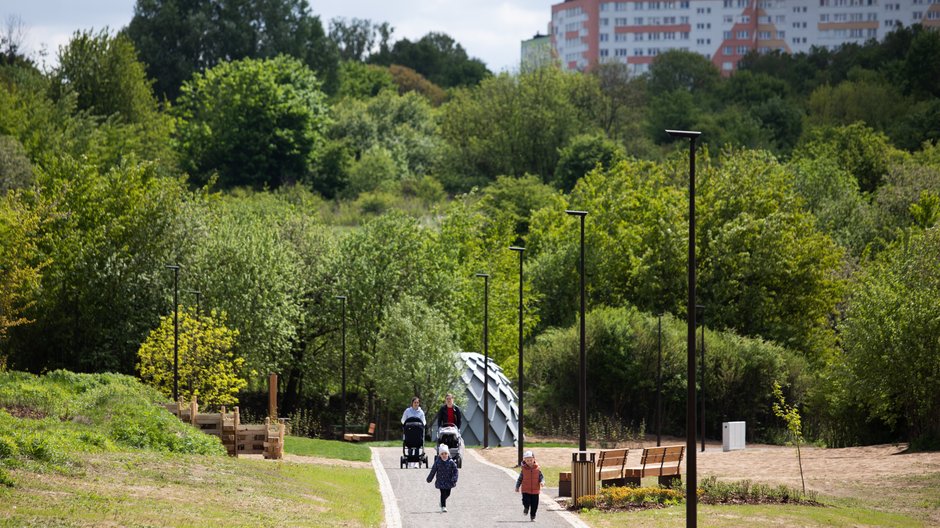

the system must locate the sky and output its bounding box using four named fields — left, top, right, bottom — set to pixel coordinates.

left=2, top=0, right=553, bottom=73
